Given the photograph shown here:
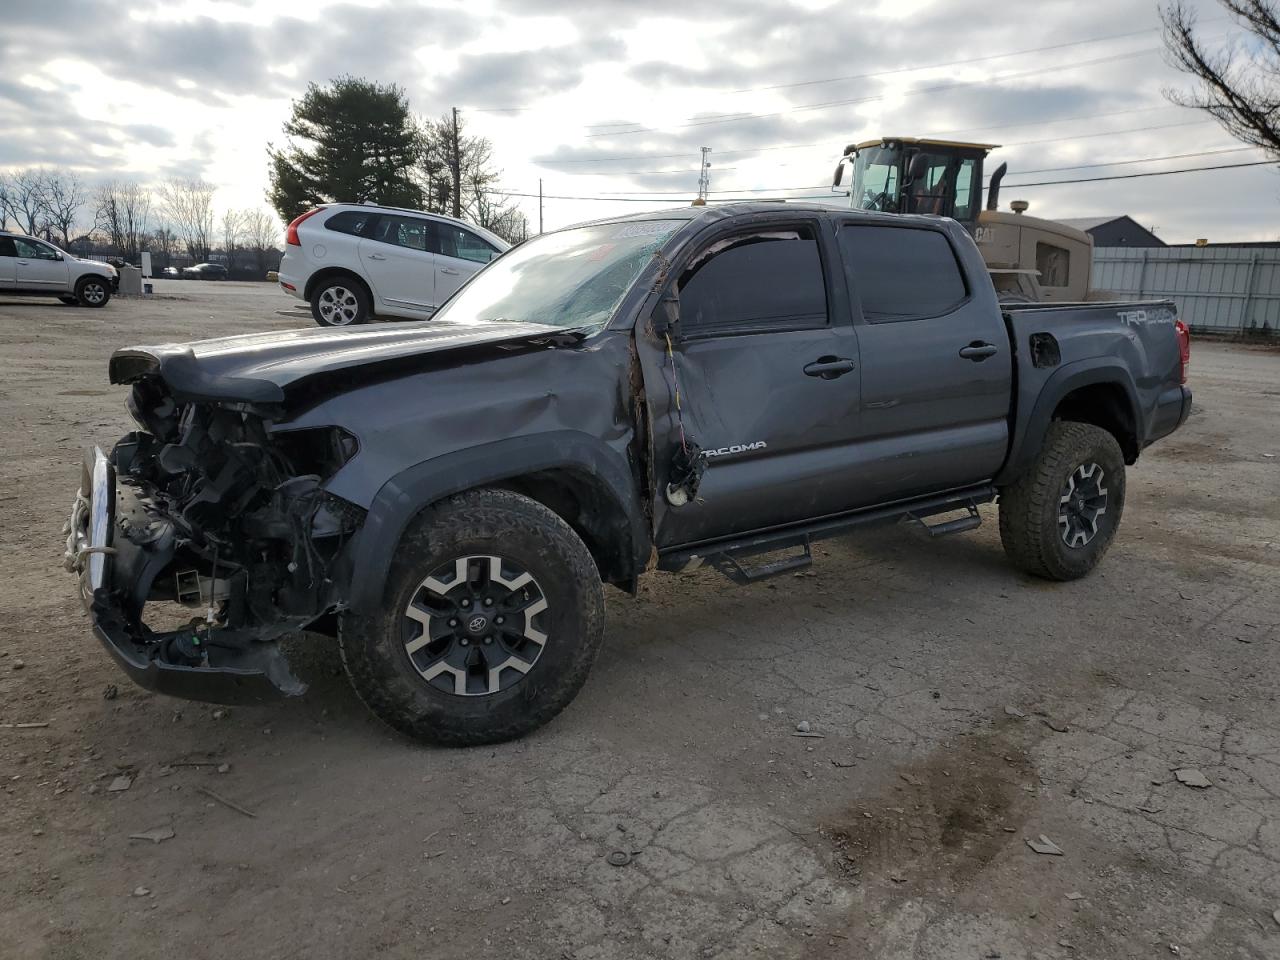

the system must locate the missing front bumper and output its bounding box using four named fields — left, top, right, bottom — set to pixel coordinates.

left=66, top=447, right=306, bottom=705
